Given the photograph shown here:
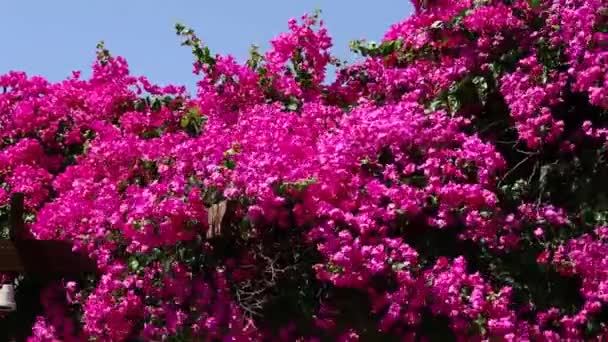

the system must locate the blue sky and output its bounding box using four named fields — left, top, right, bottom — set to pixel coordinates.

left=0, top=1, right=412, bottom=91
